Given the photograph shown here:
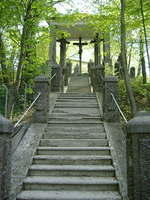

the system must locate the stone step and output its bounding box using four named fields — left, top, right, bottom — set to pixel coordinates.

left=49, top=113, right=100, bottom=118
left=56, top=99, right=97, bottom=103
left=40, top=139, right=108, bottom=147
left=54, top=104, right=98, bottom=108
left=59, top=93, right=96, bottom=97
left=43, top=132, right=106, bottom=139
left=46, top=123, right=104, bottom=131
left=37, top=147, right=110, bottom=156
left=23, top=176, right=119, bottom=191
left=33, top=155, right=112, bottom=165
left=48, top=118, right=103, bottom=124
left=28, top=165, right=115, bottom=177
left=52, top=108, right=100, bottom=116
left=17, top=190, right=121, bottom=200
